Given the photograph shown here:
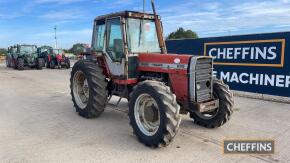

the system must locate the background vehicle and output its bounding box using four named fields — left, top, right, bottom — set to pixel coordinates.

left=7, top=44, right=45, bottom=70
left=47, top=49, right=70, bottom=69
left=6, top=46, right=16, bottom=68
left=37, top=46, right=53, bottom=67
left=70, top=3, right=234, bottom=148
